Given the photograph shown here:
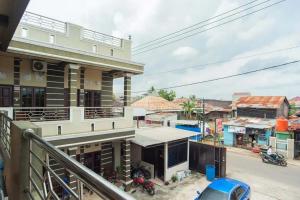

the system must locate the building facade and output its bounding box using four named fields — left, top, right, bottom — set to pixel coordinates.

left=0, top=11, right=144, bottom=190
